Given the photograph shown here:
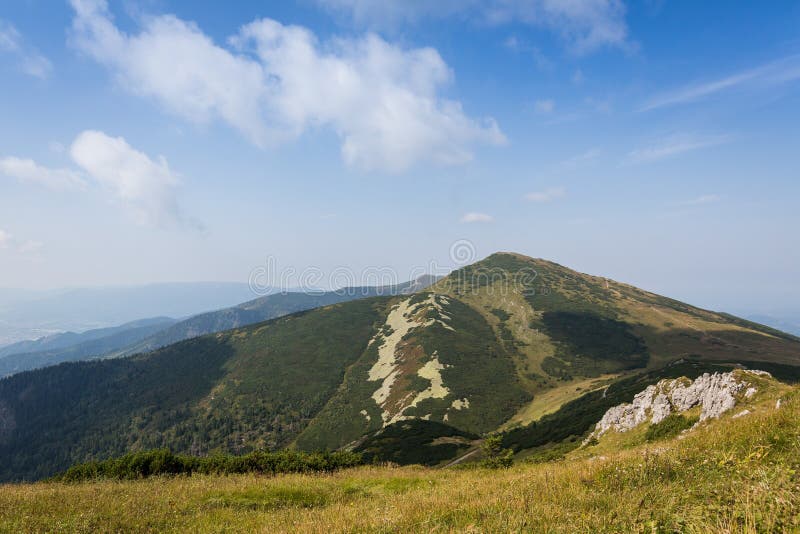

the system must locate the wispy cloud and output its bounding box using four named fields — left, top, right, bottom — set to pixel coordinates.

left=460, top=212, right=494, bottom=223
left=625, top=133, right=731, bottom=164
left=0, top=19, right=52, bottom=79
left=532, top=99, right=555, bottom=114
left=525, top=187, right=566, bottom=203
left=318, top=0, right=631, bottom=54
left=0, top=229, right=42, bottom=255
left=559, top=148, right=601, bottom=169
left=639, top=54, right=800, bottom=112
left=680, top=194, right=720, bottom=206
